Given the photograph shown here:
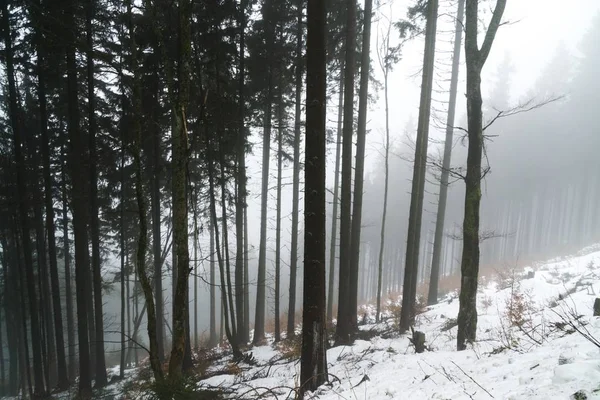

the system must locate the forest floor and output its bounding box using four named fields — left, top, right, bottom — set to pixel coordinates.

left=41, top=244, right=600, bottom=399
left=195, top=244, right=600, bottom=400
